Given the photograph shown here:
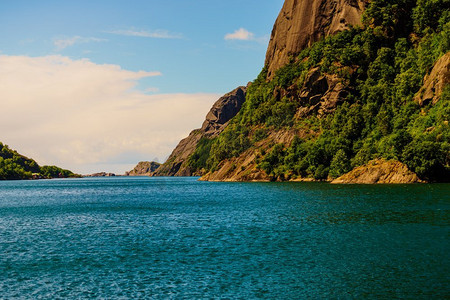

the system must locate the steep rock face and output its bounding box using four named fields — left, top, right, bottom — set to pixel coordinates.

left=331, top=159, right=423, bottom=184
left=414, top=52, right=450, bottom=106
left=265, top=0, right=366, bottom=79
left=153, top=86, right=247, bottom=176
left=125, top=161, right=161, bottom=176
